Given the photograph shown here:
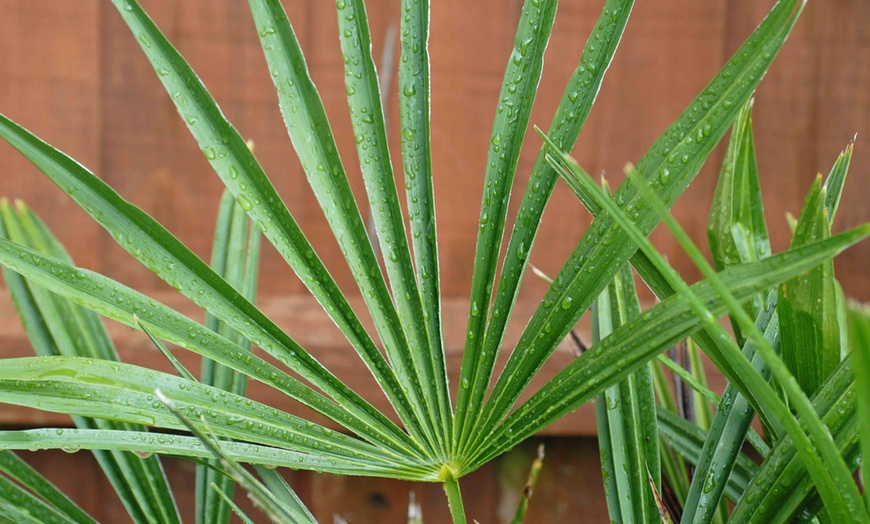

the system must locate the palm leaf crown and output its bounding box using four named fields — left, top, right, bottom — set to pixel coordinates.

left=1, top=0, right=870, bottom=522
